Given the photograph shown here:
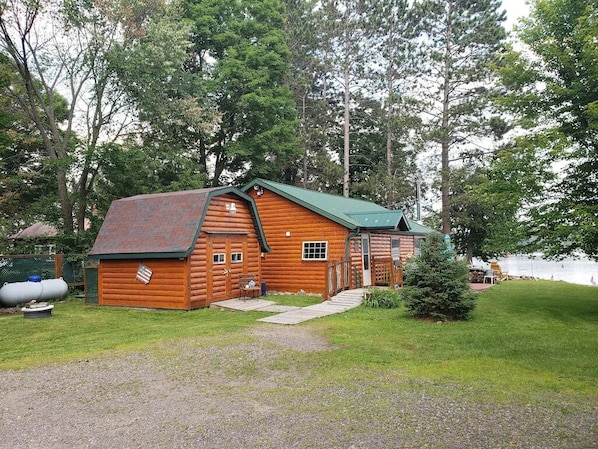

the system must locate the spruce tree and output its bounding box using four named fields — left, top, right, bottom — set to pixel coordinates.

left=401, top=232, right=475, bottom=321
